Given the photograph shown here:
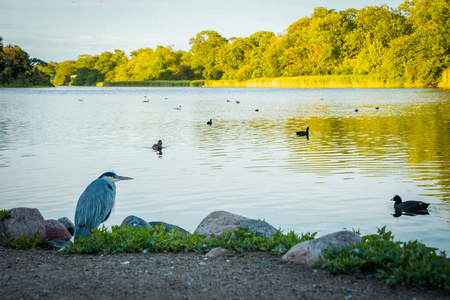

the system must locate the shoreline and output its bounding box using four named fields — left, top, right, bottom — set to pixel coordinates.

left=1, top=247, right=448, bottom=299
